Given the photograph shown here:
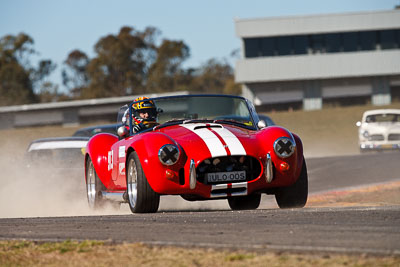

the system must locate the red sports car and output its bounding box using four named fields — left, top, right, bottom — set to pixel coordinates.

left=85, top=94, right=307, bottom=213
